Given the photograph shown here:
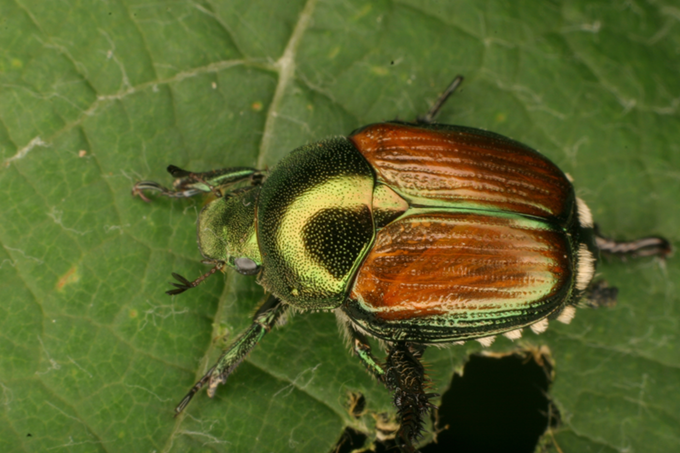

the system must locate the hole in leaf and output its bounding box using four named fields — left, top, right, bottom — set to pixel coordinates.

left=421, top=350, right=559, bottom=453
left=348, top=392, right=367, bottom=418
left=334, top=426, right=368, bottom=453
left=333, top=349, right=558, bottom=453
